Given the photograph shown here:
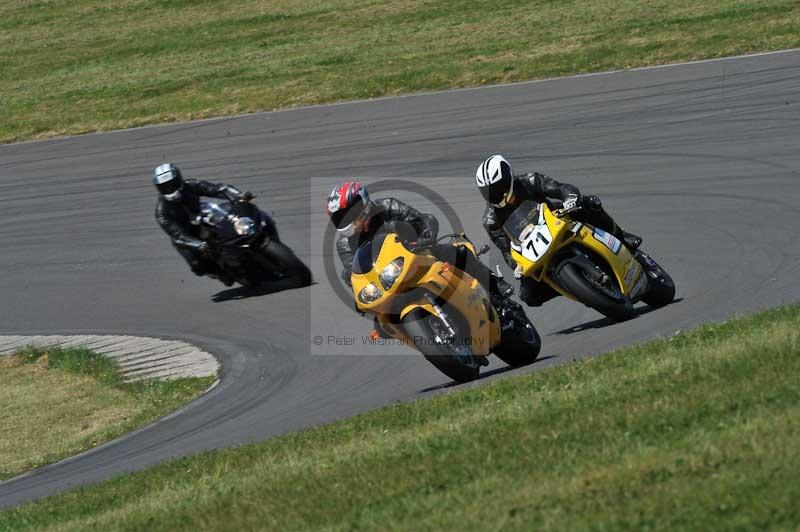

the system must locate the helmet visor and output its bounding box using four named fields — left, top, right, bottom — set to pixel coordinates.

left=333, top=201, right=370, bottom=234
left=156, top=179, right=182, bottom=197
left=331, top=200, right=365, bottom=229
left=485, top=176, right=514, bottom=207
left=494, top=179, right=515, bottom=208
